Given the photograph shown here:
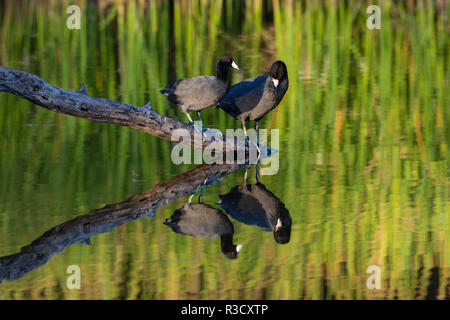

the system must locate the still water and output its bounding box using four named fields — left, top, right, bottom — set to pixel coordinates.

left=0, top=1, right=448, bottom=299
